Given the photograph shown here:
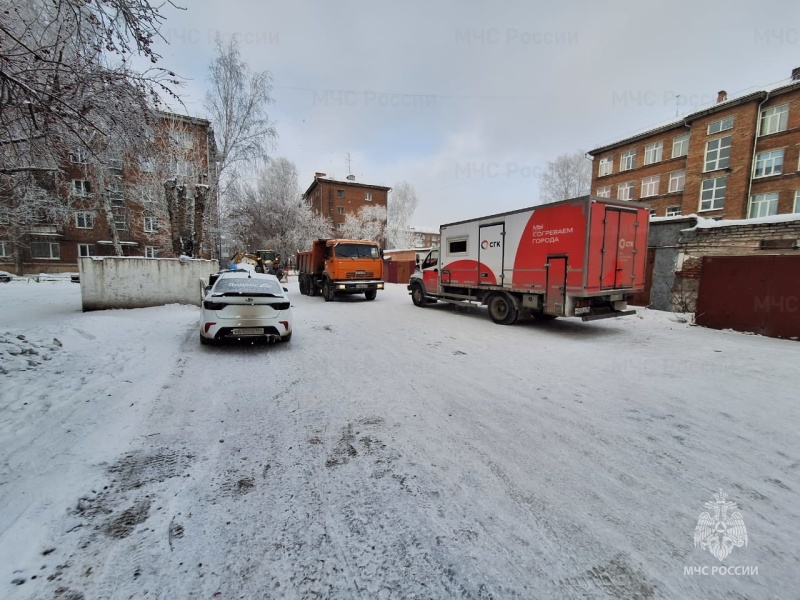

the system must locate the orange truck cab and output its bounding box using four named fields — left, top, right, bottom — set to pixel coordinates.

left=297, top=239, right=384, bottom=302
